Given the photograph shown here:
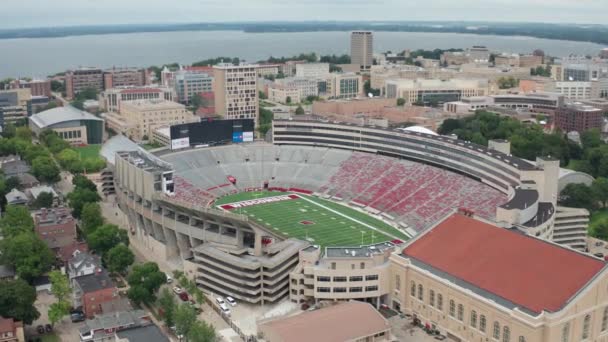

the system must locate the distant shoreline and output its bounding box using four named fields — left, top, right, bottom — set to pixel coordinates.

left=0, top=22, right=607, bottom=46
